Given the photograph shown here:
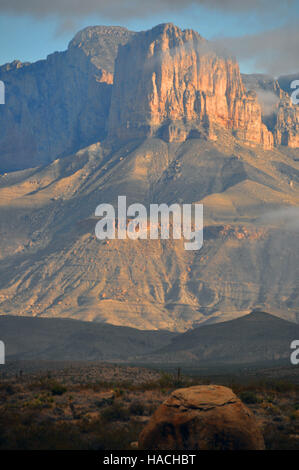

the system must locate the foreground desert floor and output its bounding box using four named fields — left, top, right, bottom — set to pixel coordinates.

left=0, top=361, right=298, bottom=450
